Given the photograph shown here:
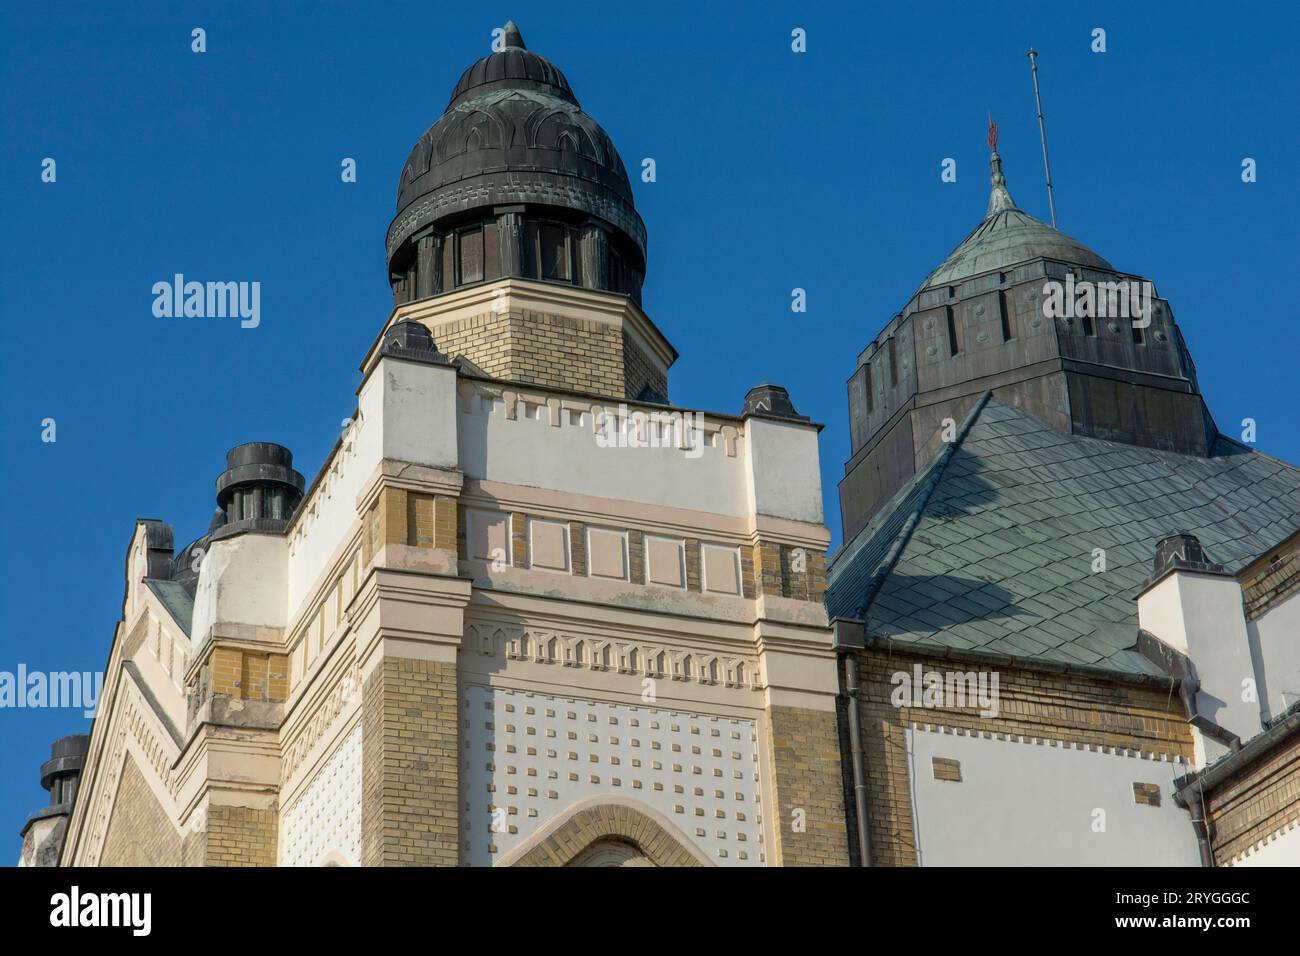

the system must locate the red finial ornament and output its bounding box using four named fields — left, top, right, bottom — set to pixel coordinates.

left=987, top=113, right=998, bottom=151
